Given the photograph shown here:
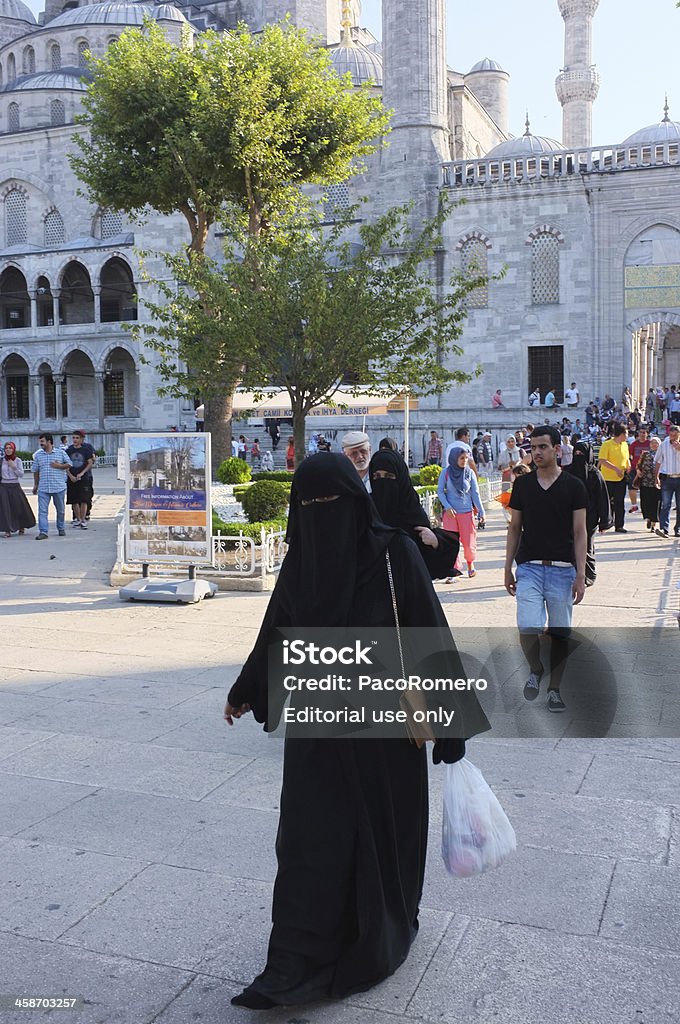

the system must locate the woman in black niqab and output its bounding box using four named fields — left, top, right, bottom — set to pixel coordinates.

left=368, top=448, right=460, bottom=580
left=564, top=440, right=613, bottom=586
left=225, top=454, right=488, bottom=1010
